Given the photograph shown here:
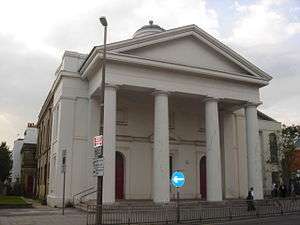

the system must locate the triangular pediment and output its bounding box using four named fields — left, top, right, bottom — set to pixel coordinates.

left=81, top=25, right=272, bottom=82
left=122, top=35, right=250, bottom=75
